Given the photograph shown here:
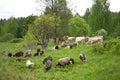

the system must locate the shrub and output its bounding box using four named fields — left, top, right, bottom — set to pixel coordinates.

left=104, top=37, right=120, bottom=55
left=92, top=44, right=105, bottom=54
left=0, top=33, right=15, bottom=42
